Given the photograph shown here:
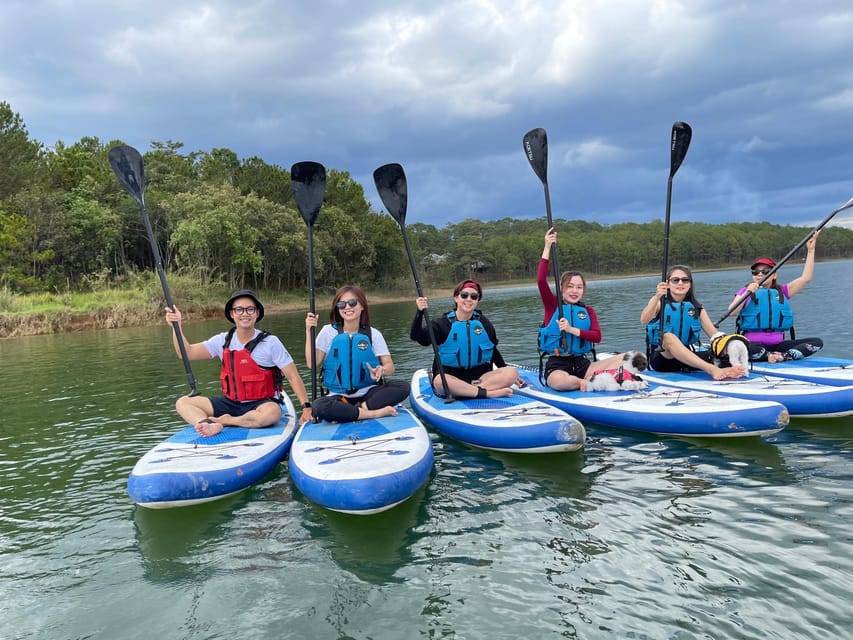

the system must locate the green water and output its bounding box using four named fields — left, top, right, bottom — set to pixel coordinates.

left=2, top=263, right=851, bottom=639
